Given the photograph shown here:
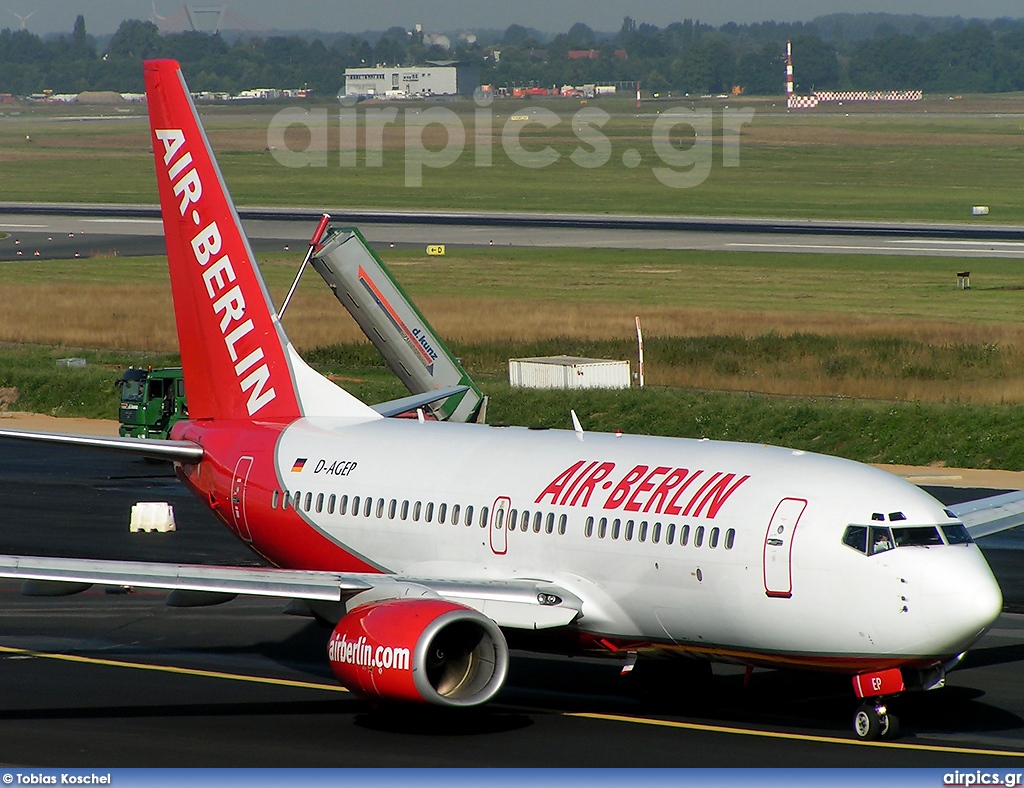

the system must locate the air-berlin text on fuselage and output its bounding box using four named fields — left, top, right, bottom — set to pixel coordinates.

left=154, top=127, right=277, bottom=416
left=534, top=460, right=750, bottom=518
left=329, top=633, right=411, bottom=671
